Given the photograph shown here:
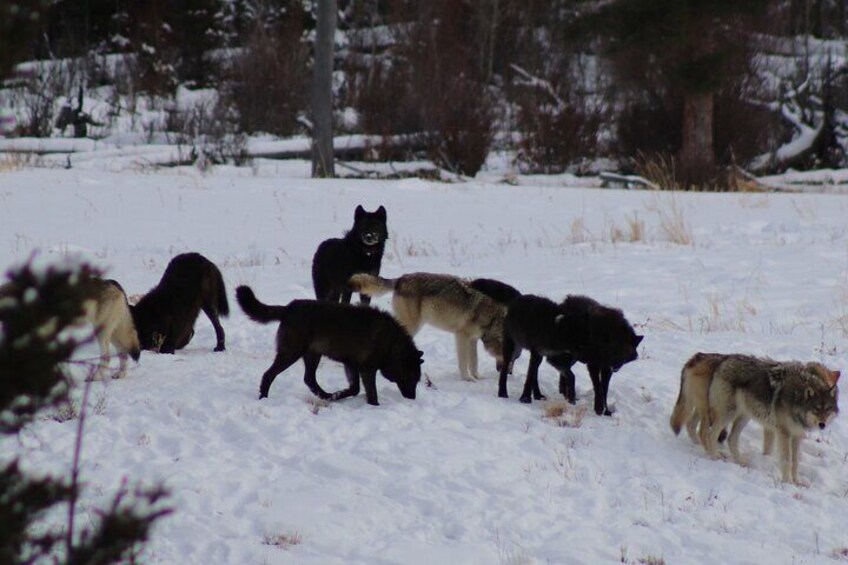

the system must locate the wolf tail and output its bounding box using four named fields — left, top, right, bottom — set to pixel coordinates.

left=348, top=274, right=396, bottom=297
left=236, top=285, right=288, bottom=324
left=669, top=367, right=688, bottom=436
